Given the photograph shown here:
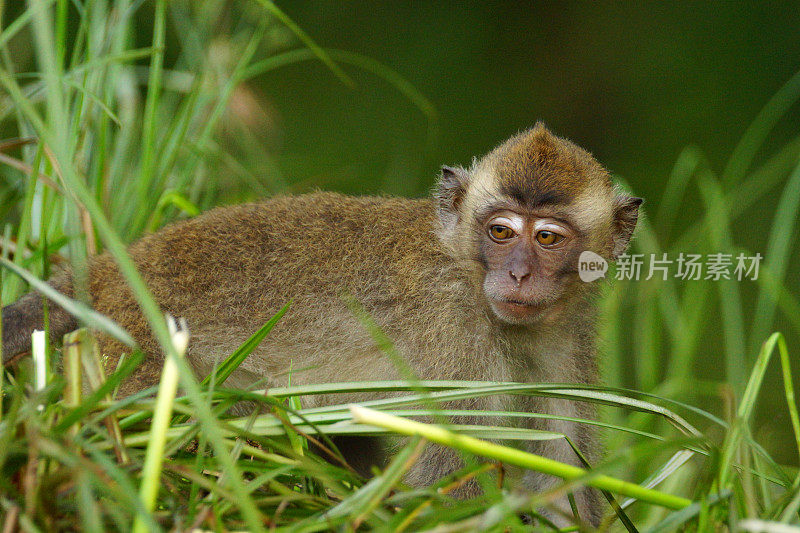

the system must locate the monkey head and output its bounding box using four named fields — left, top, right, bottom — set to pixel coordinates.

left=435, top=123, right=641, bottom=325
